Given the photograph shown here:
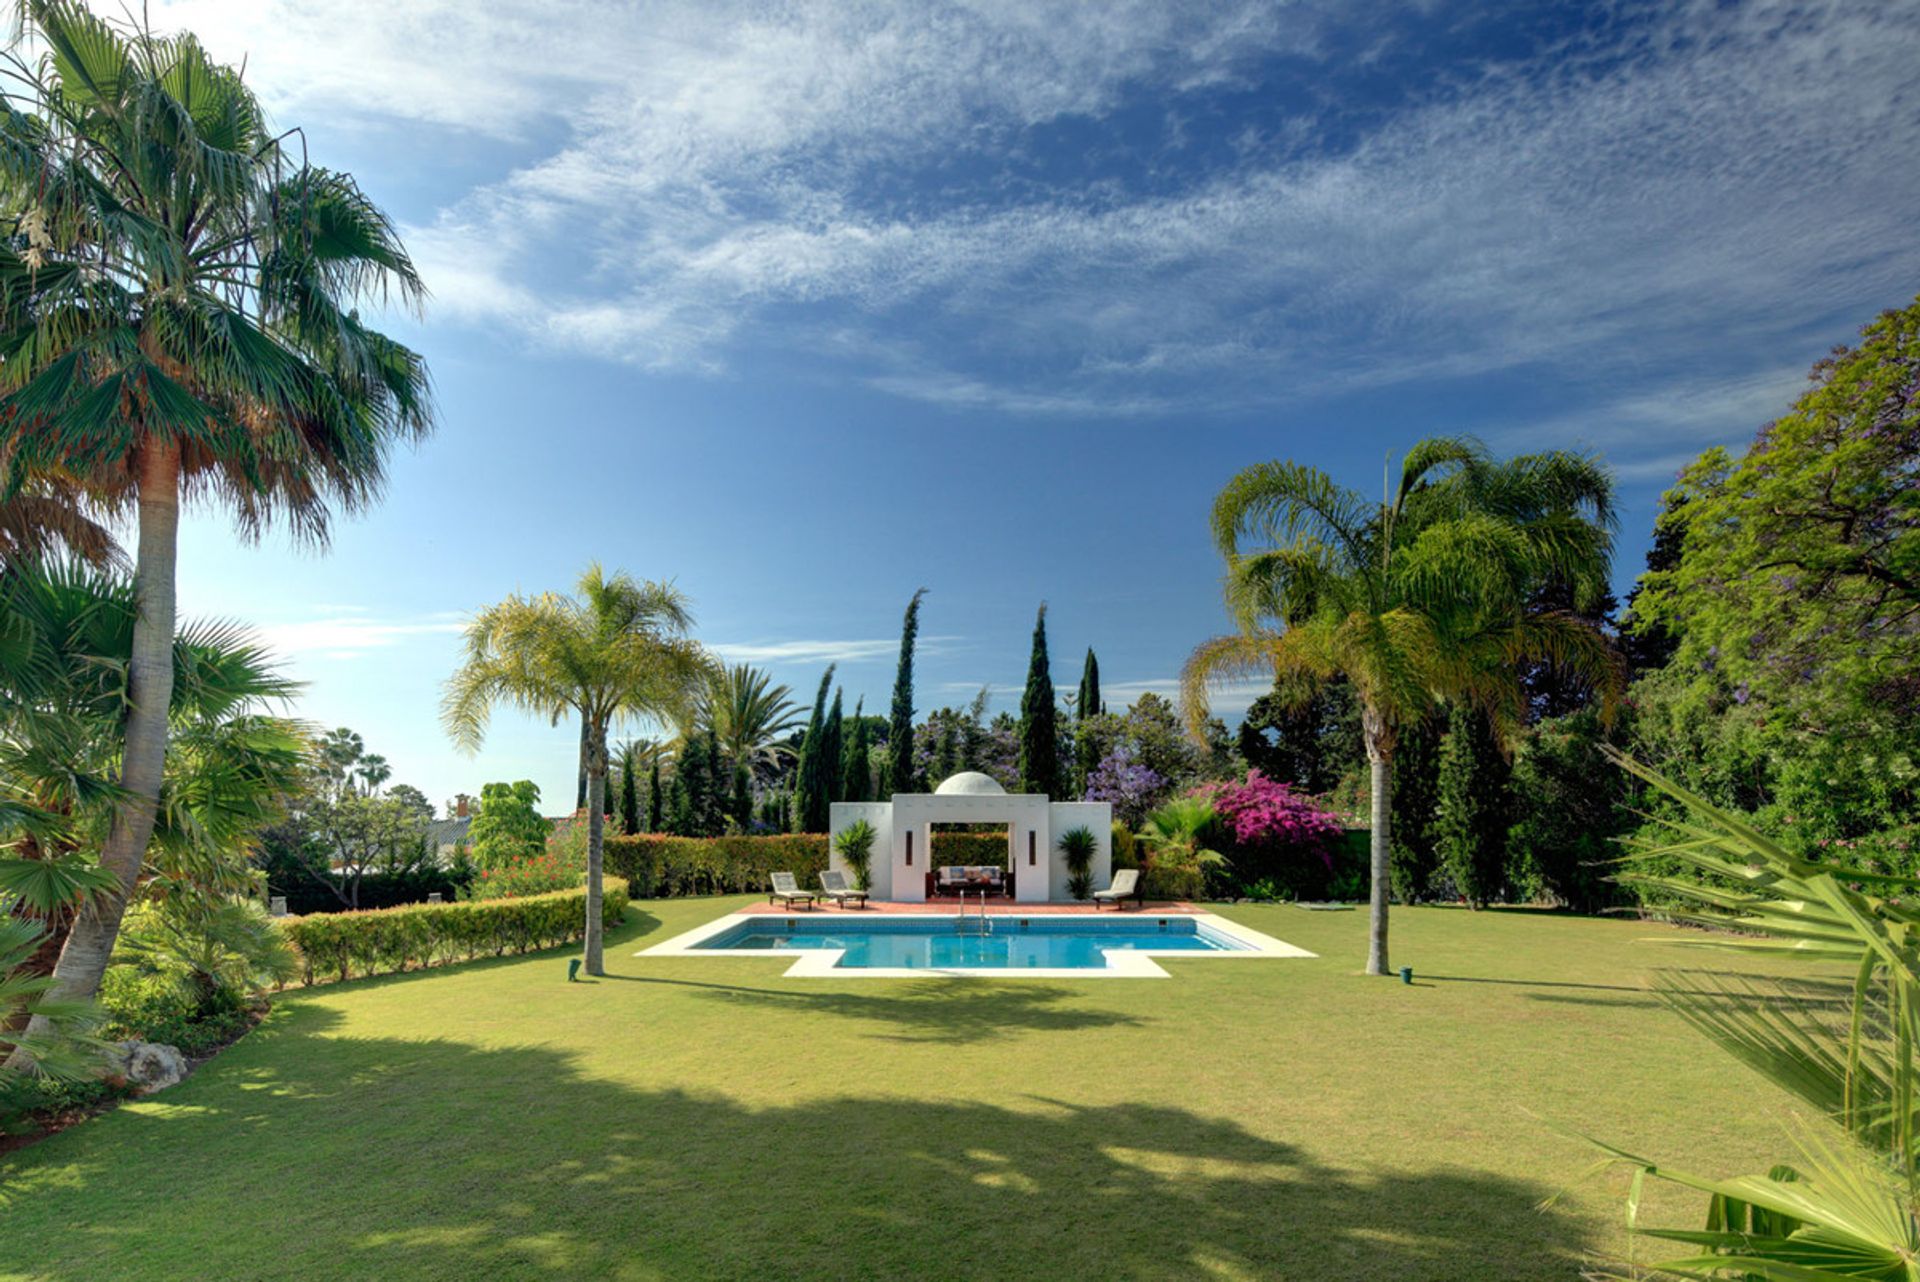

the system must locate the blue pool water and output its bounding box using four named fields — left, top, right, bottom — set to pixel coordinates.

left=699, top=916, right=1247, bottom=970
